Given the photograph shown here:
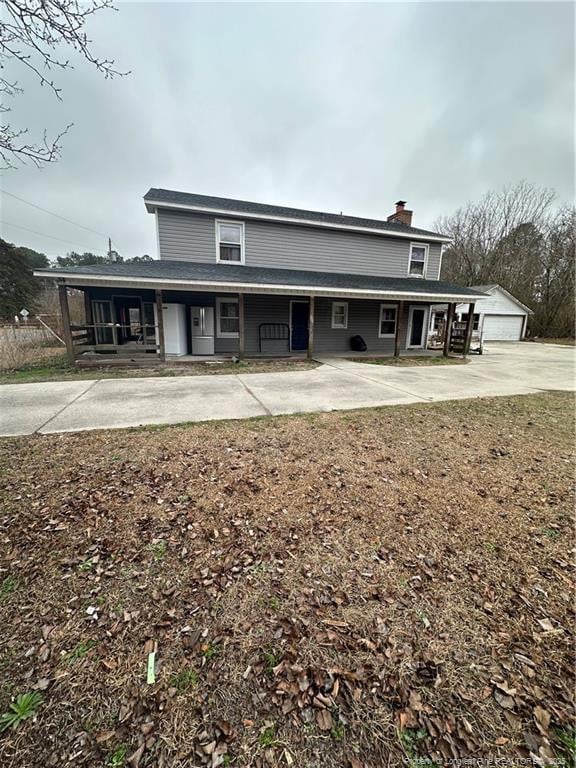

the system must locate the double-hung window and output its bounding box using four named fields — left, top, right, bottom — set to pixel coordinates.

left=216, top=220, right=244, bottom=263
left=331, top=301, right=348, bottom=329
left=216, top=297, right=240, bottom=337
left=379, top=304, right=397, bottom=337
left=409, top=243, right=428, bottom=277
